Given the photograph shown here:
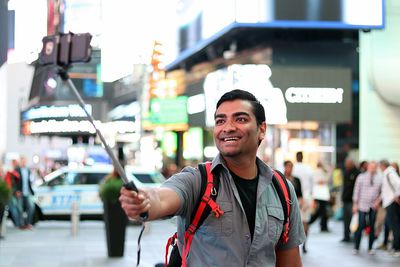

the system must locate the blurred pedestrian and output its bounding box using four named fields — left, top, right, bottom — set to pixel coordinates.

left=17, top=156, right=36, bottom=228
left=4, top=159, right=24, bottom=228
left=309, top=162, right=331, bottom=232
left=359, top=161, right=368, bottom=173
left=391, top=161, right=399, bottom=175
left=352, top=161, right=382, bottom=254
left=284, top=160, right=306, bottom=253
left=284, top=160, right=303, bottom=200
left=292, top=151, right=313, bottom=253
left=341, top=158, right=360, bottom=243
left=0, top=161, right=4, bottom=179
left=377, top=159, right=400, bottom=256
